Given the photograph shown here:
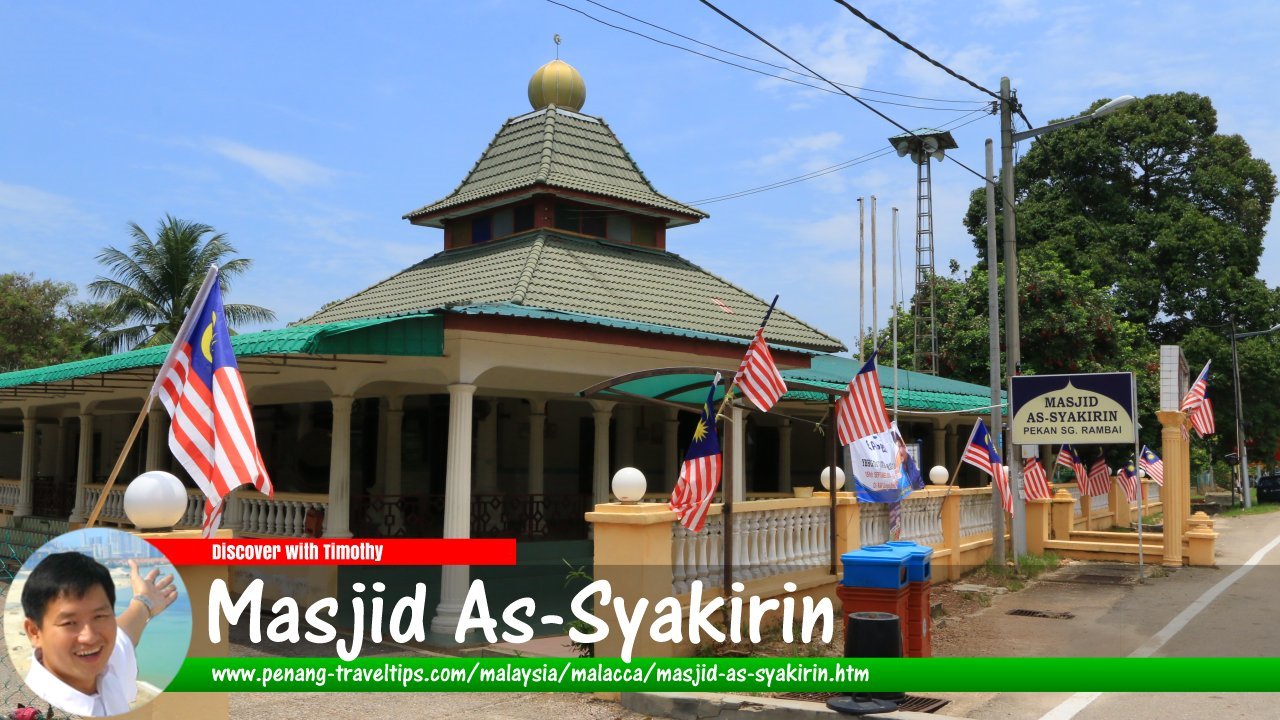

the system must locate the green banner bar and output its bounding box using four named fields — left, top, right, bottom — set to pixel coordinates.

left=169, top=657, right=1280, bottom=693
